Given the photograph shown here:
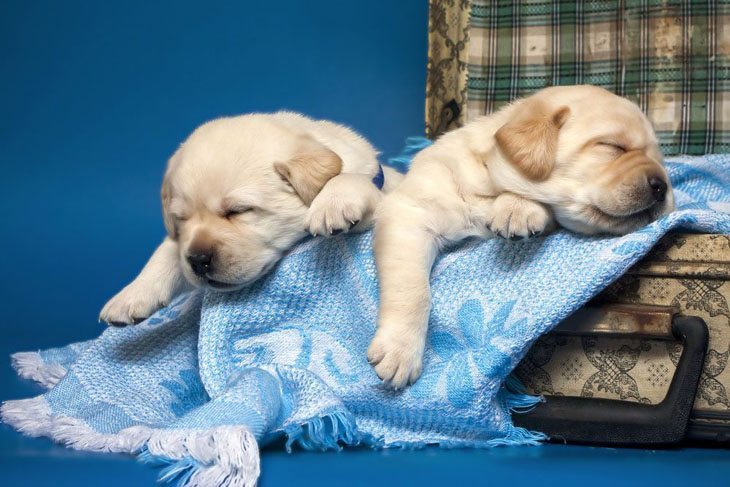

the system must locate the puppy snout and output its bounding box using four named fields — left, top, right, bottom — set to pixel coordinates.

left=648, top=176, right=668, bottom=202
left=187, top=251, right=214, bottom=276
